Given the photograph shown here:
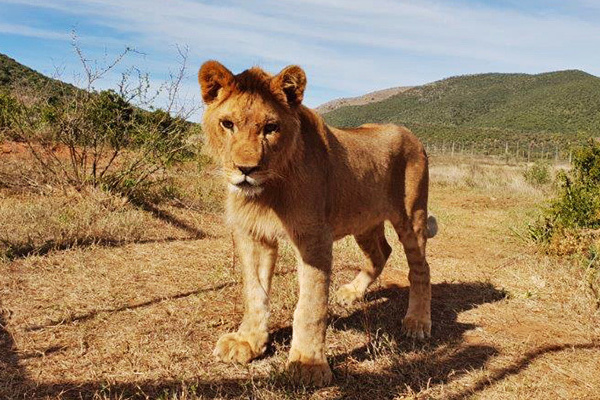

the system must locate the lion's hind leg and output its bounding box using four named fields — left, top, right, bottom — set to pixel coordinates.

left=394, top=211, right=431, bottom=339
left=336, top=223, right=391, bottom=306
